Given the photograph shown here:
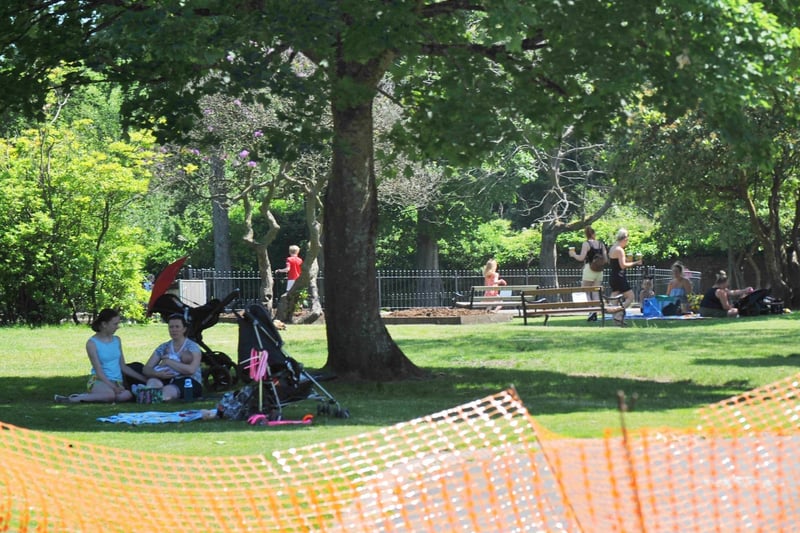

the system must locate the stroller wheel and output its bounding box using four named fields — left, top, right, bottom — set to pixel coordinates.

left=206, top=364, right=239, bottom=392
left=202, top=351, right=240, bottom=392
